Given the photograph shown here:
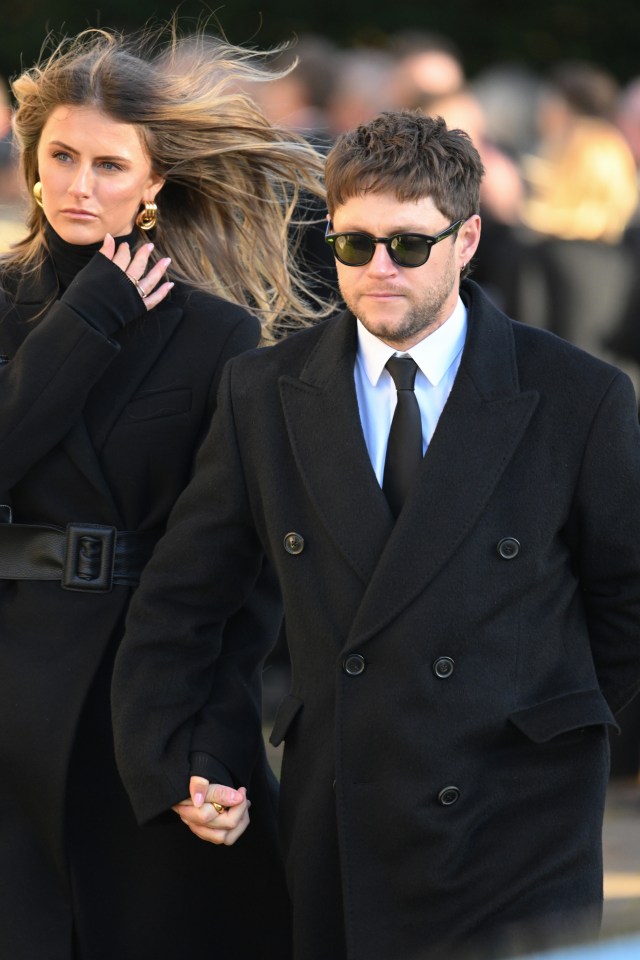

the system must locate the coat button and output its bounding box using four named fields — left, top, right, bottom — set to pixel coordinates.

left=343, top=654, right=366, bottom=676
left=437, top=786, right=460, bottom=806
left=283, top=532, right=305, bottom=555
left=497, top=537, right=520, bottom=559
left=432, top=657, right=455, bottom=678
